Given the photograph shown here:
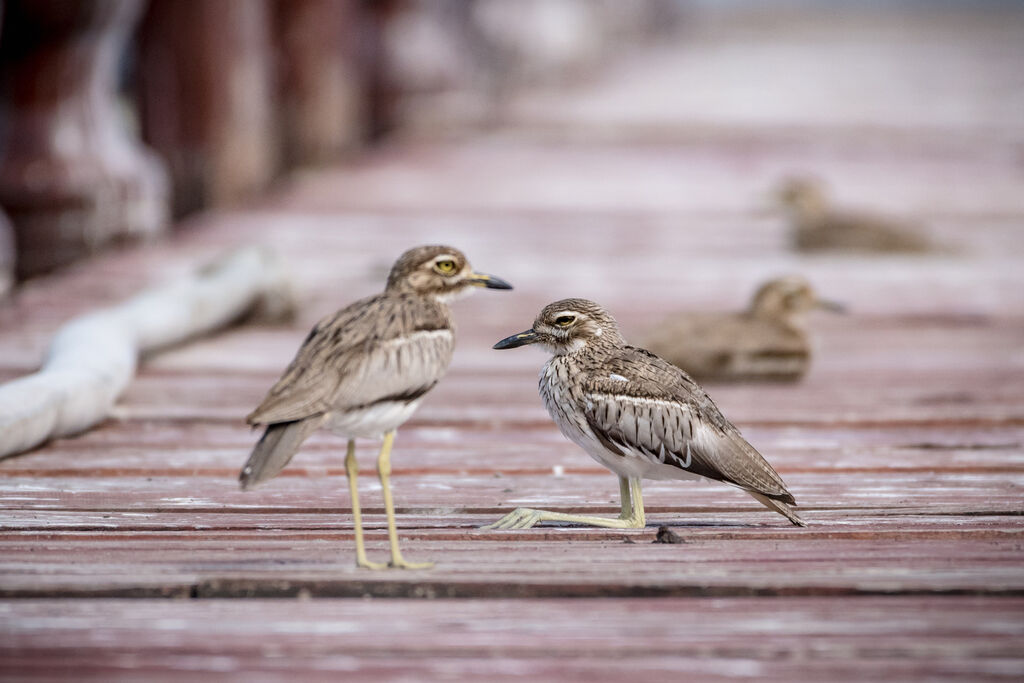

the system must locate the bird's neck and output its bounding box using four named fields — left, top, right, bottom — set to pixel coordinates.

left=788, top=201, right=828, bottom=225
left=753, top=309, right=807, bottom=334
left=384, top=289, right=452, bottom=316
left=567, top=335, right=621, bottom=362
